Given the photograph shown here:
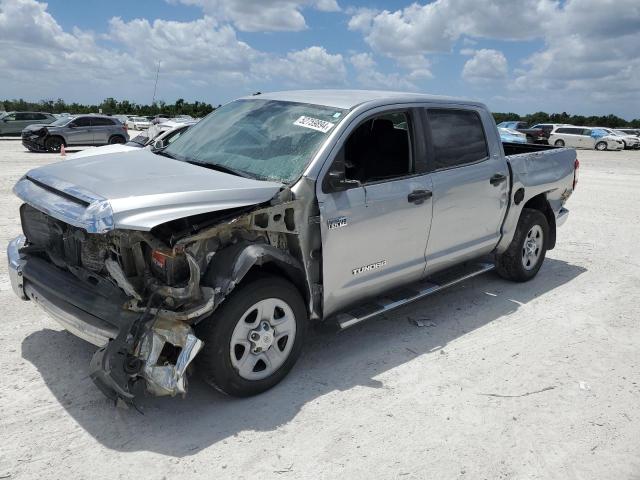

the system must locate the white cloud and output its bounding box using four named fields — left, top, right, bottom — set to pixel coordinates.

left=348, top=0, right=557, bottom=56
left=462, top=49, right=508, bottom=83
left=511, top=0, right=640, bottom=108
left=260, top=46, right=347, bottom=86
left=349, top=52, right=424, bottom=90
left=172, top=0, right=340, bottom=32
left=0, top=0, right=349, bottom=102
